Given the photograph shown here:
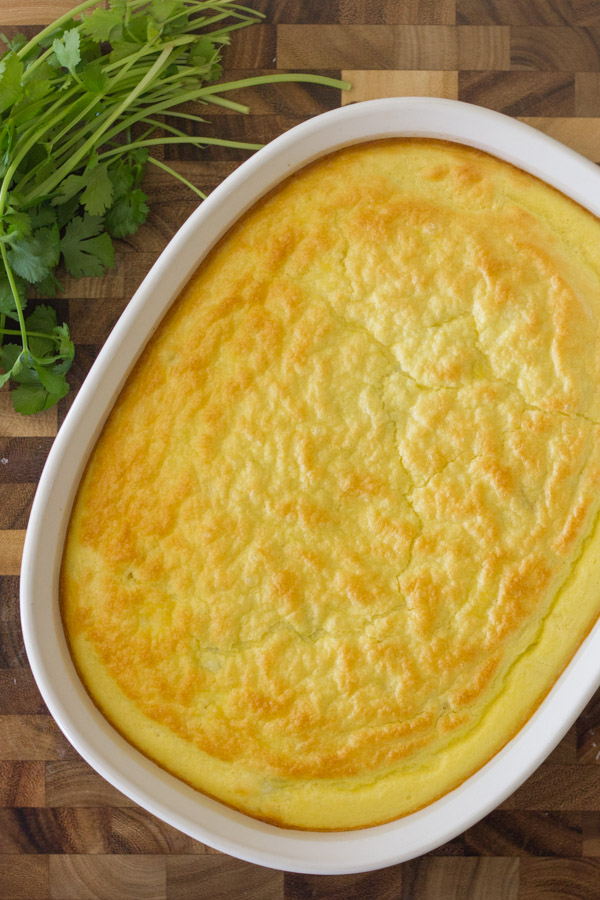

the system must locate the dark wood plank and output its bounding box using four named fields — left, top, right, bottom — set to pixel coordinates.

left=284, top=865, right=403, bottom=899
left=277, top=25, right=509, bottom=69
left=577, top=686, right=600, bottom=764
left=45, top=761, right=133, bottom=809
left=162, top=114, right=308, bottom=161
left=519, top=858, right=600, bottom=899
left=459, top=71, right=574, bottom=114
left=167, top=855, right=283, bottom=900
left=0, top=717, right=77, bottom=762
left=400, top=858, right=519, bottom=900
left=254, top=0, right=456, bottom=24
left=0, top=762, right=44, bottom=807
left=67, top=298, right=126, bottom=347
left=0, top=576, right=27, bottom=670
left=429, top=812, right=581, bottom=858
left=582, top=811, right=600, bottom=856
left=48, top=855, right=166, bottom=900
left=458, top=0, right=600, bottom=25
left=0, top=806, right=206, bottom=855
left=0, top=438, right=55, bottom=483
left=509, top=764, right=600, bottom=809
left=510, top=25, right=600, bottom=69
left=0, top=855, right=49, bottom=900
left=0, top=669, right=46, bottom=715
left=221, top=24, right=276, bottom=68
left=575, top=72, right=600, bottom=114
